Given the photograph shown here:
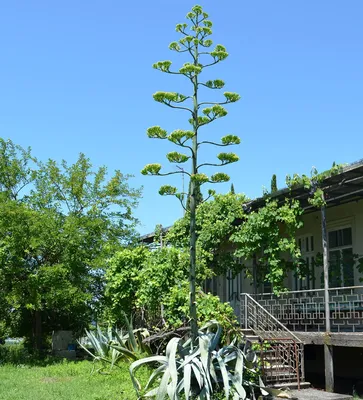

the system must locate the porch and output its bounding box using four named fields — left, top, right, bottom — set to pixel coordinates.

left=241, top=286, right=363, bottom=333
